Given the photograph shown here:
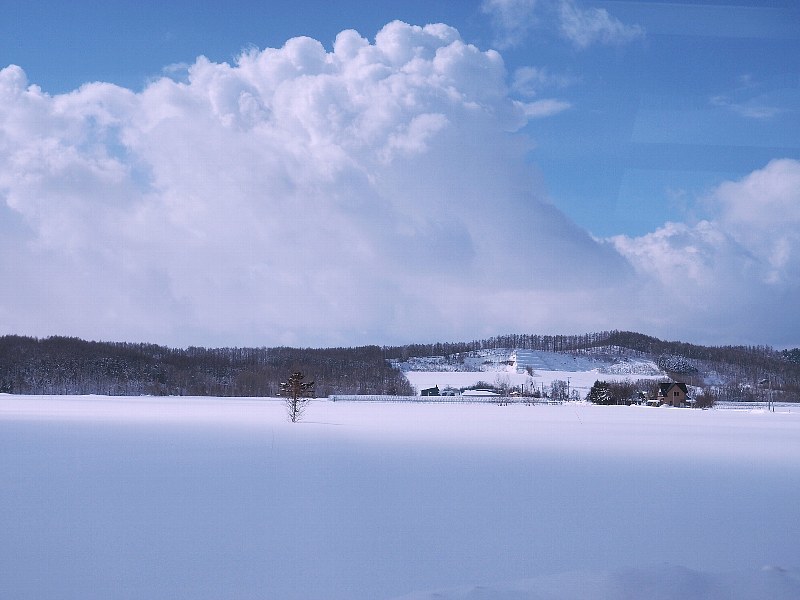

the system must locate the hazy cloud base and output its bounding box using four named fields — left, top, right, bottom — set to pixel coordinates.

left=0, top=22, right=797, bottom=347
